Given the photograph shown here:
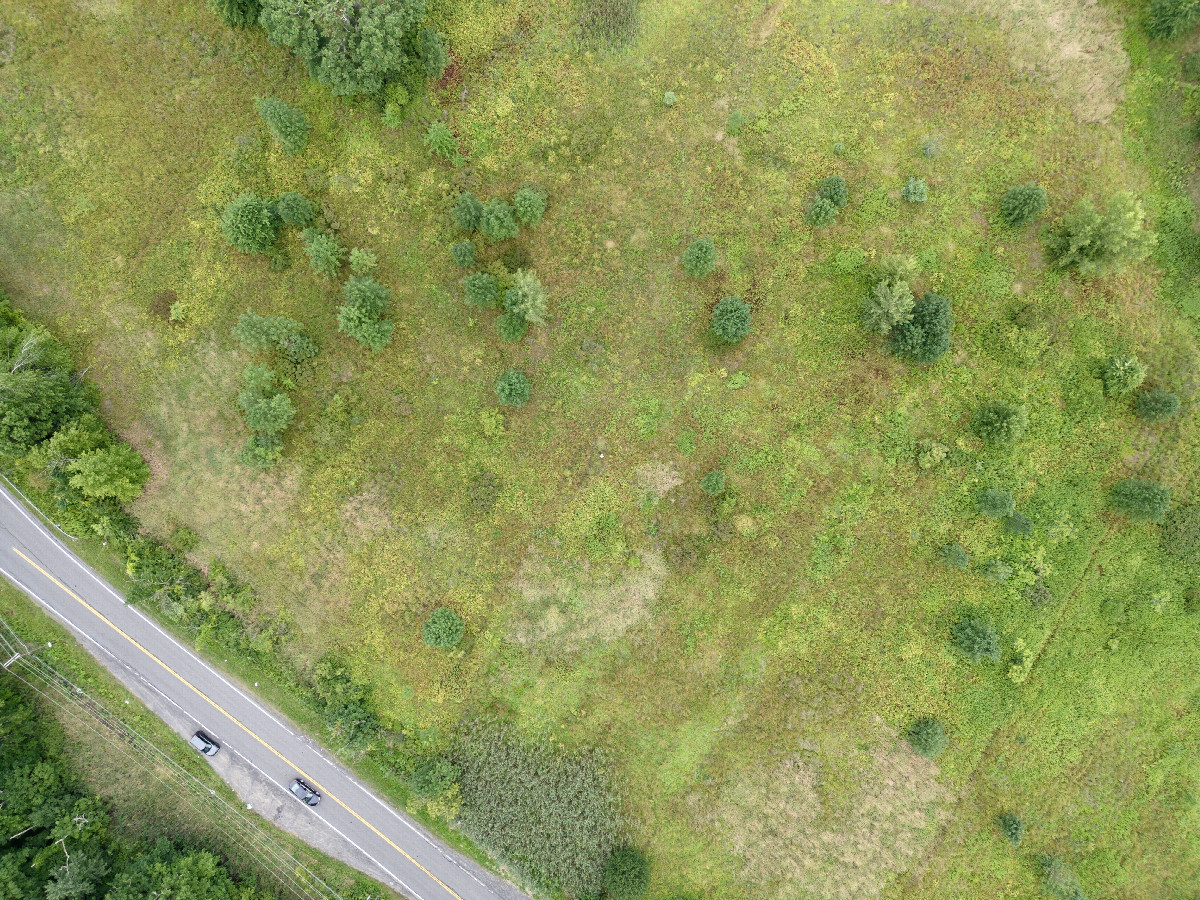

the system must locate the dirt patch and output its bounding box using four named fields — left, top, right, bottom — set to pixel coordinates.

left=635, top=461, right=682, bottom=499
left=749, top=1, right=788, bottom=48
